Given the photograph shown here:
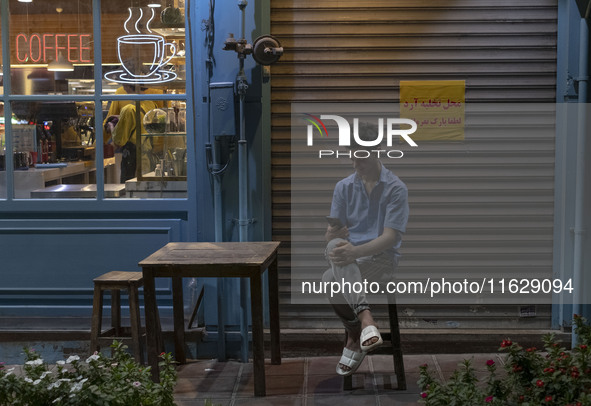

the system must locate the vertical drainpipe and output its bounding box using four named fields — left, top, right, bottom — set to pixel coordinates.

left=237, top=0, right=251, bottom=364
left=572, top=17, right=588, bottom=346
